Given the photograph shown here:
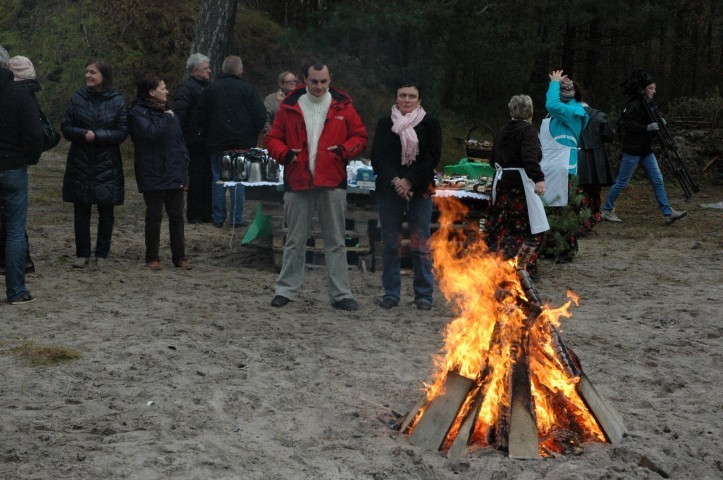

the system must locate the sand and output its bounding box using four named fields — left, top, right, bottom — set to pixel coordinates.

left=0, top=151, right=721, bottom=479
